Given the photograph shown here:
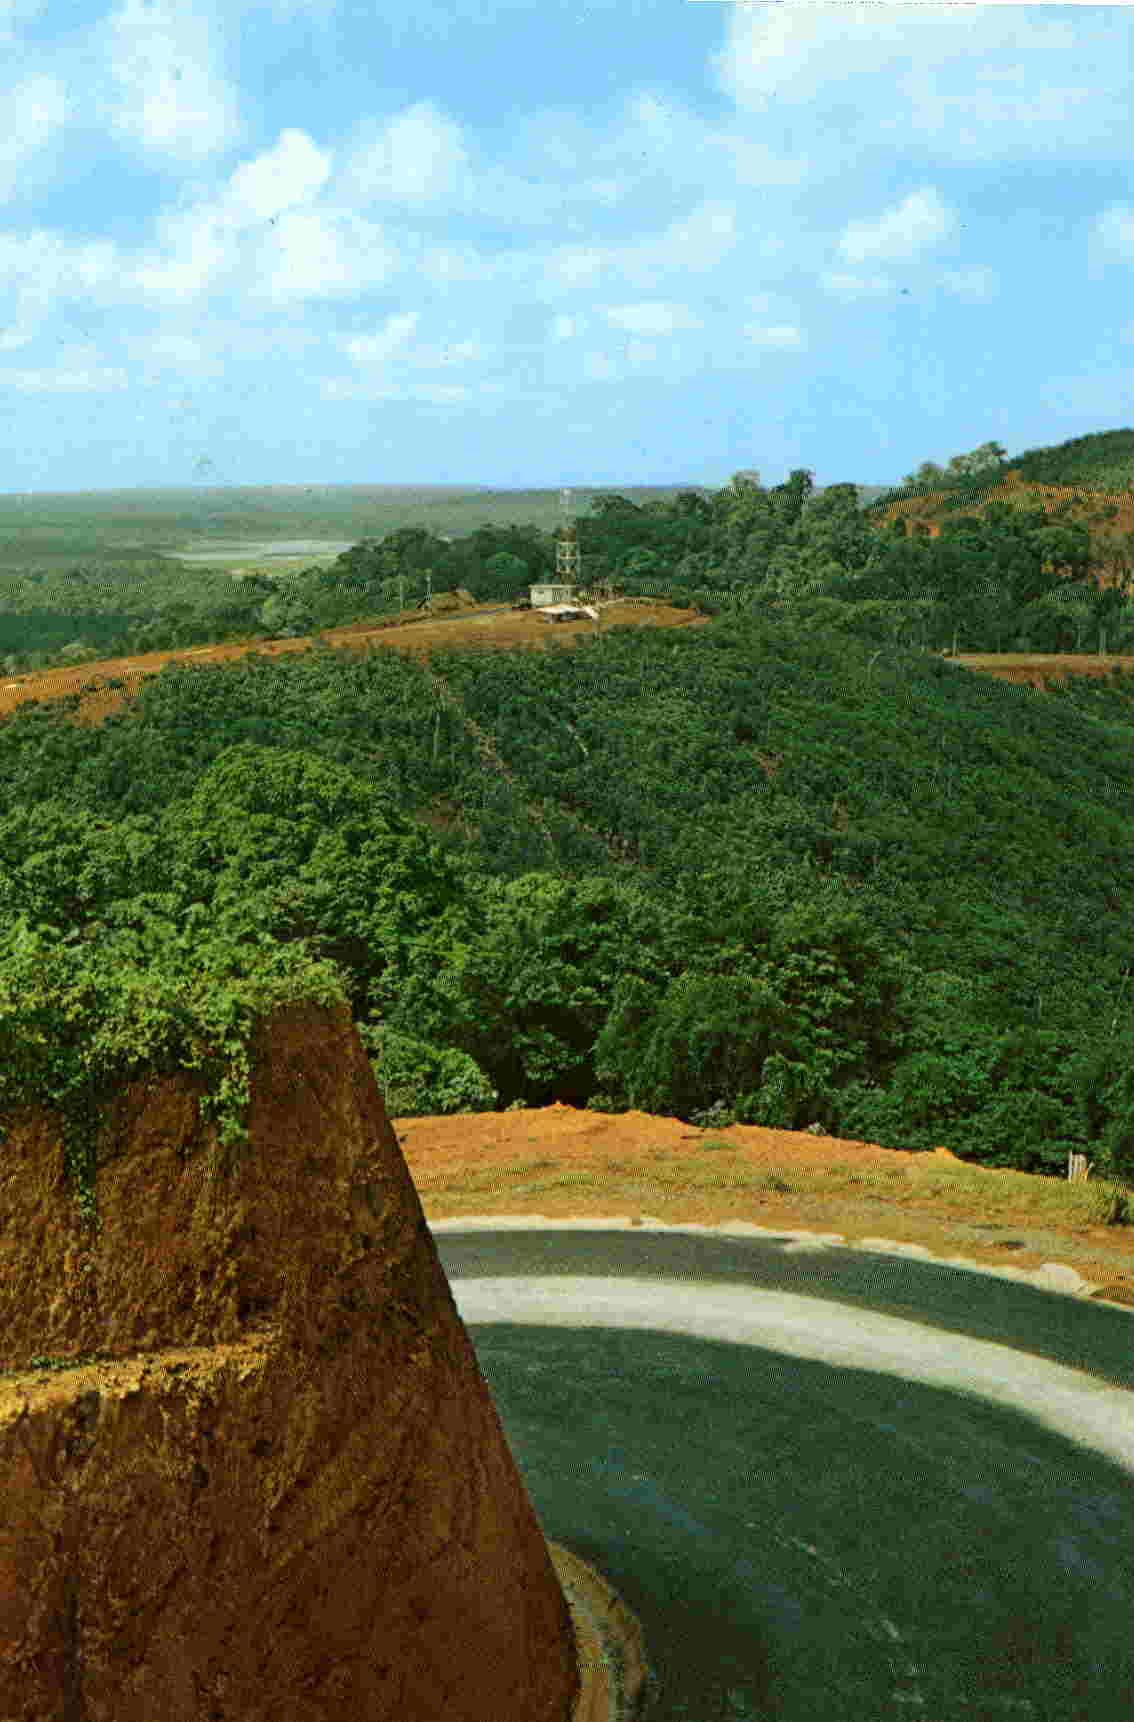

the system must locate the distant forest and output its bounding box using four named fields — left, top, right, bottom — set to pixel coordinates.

left=4, top=428, right=1134, bottom=1233
left=3, top=429, right=1134, bottom=673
